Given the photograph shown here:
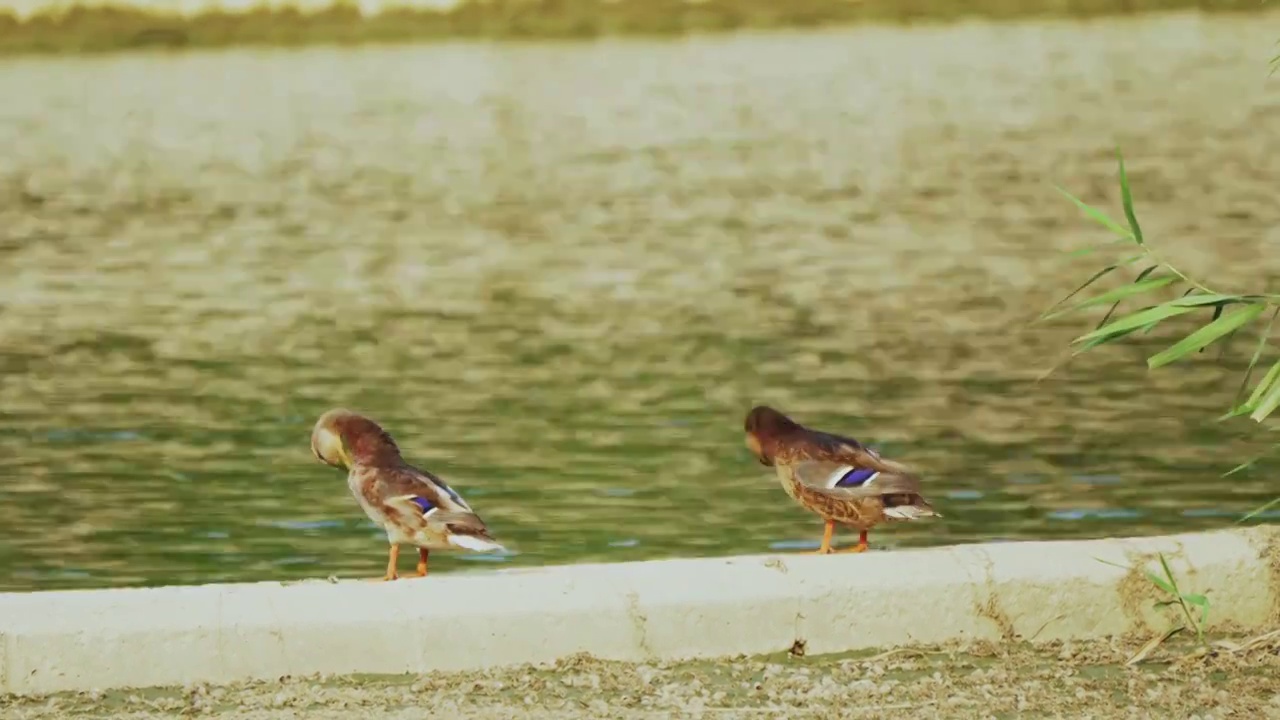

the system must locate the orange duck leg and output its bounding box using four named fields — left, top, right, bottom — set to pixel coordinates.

left=368, top=544, right=400, bottom=581
left=842, top=530, right=869, bottom=553
left=806, top=519, right=837, bottom=554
